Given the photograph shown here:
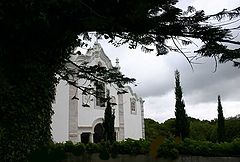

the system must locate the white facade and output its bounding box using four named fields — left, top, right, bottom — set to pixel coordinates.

left=51, top=43, right=144, bottom=143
